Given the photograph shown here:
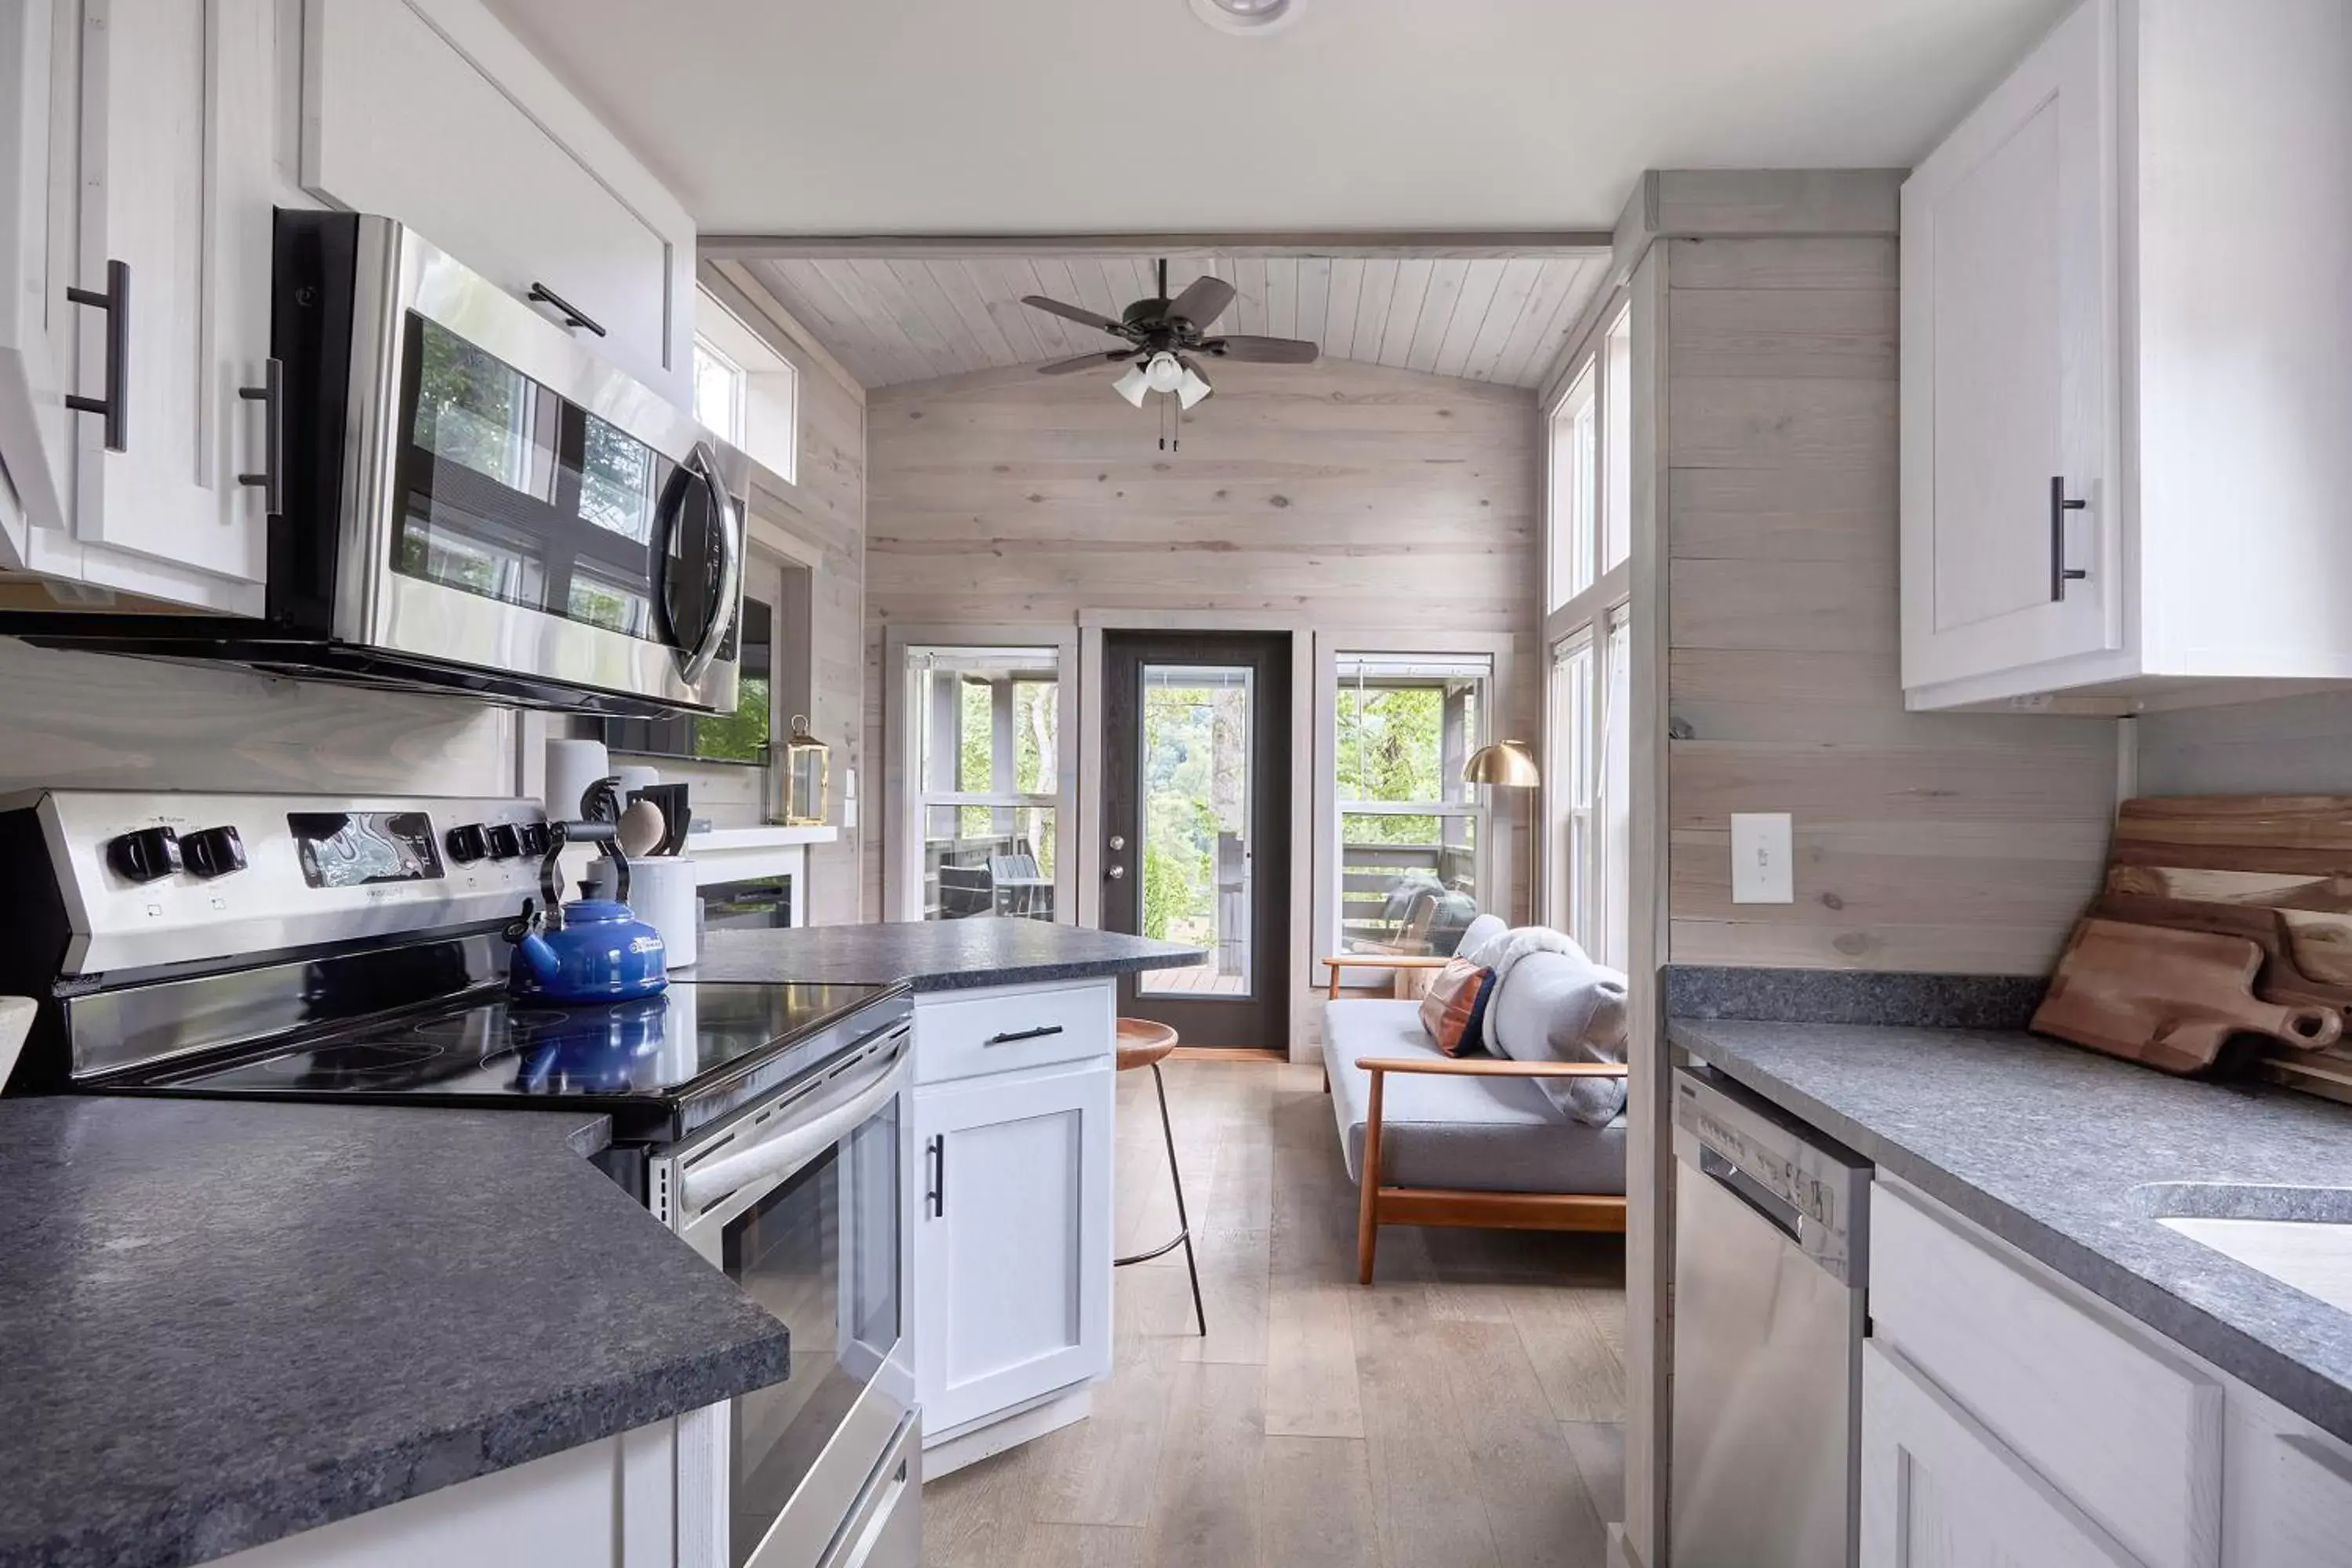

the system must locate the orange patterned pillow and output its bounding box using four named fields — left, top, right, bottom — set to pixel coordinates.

left=1417, top=957, right=1496, bottom=1055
